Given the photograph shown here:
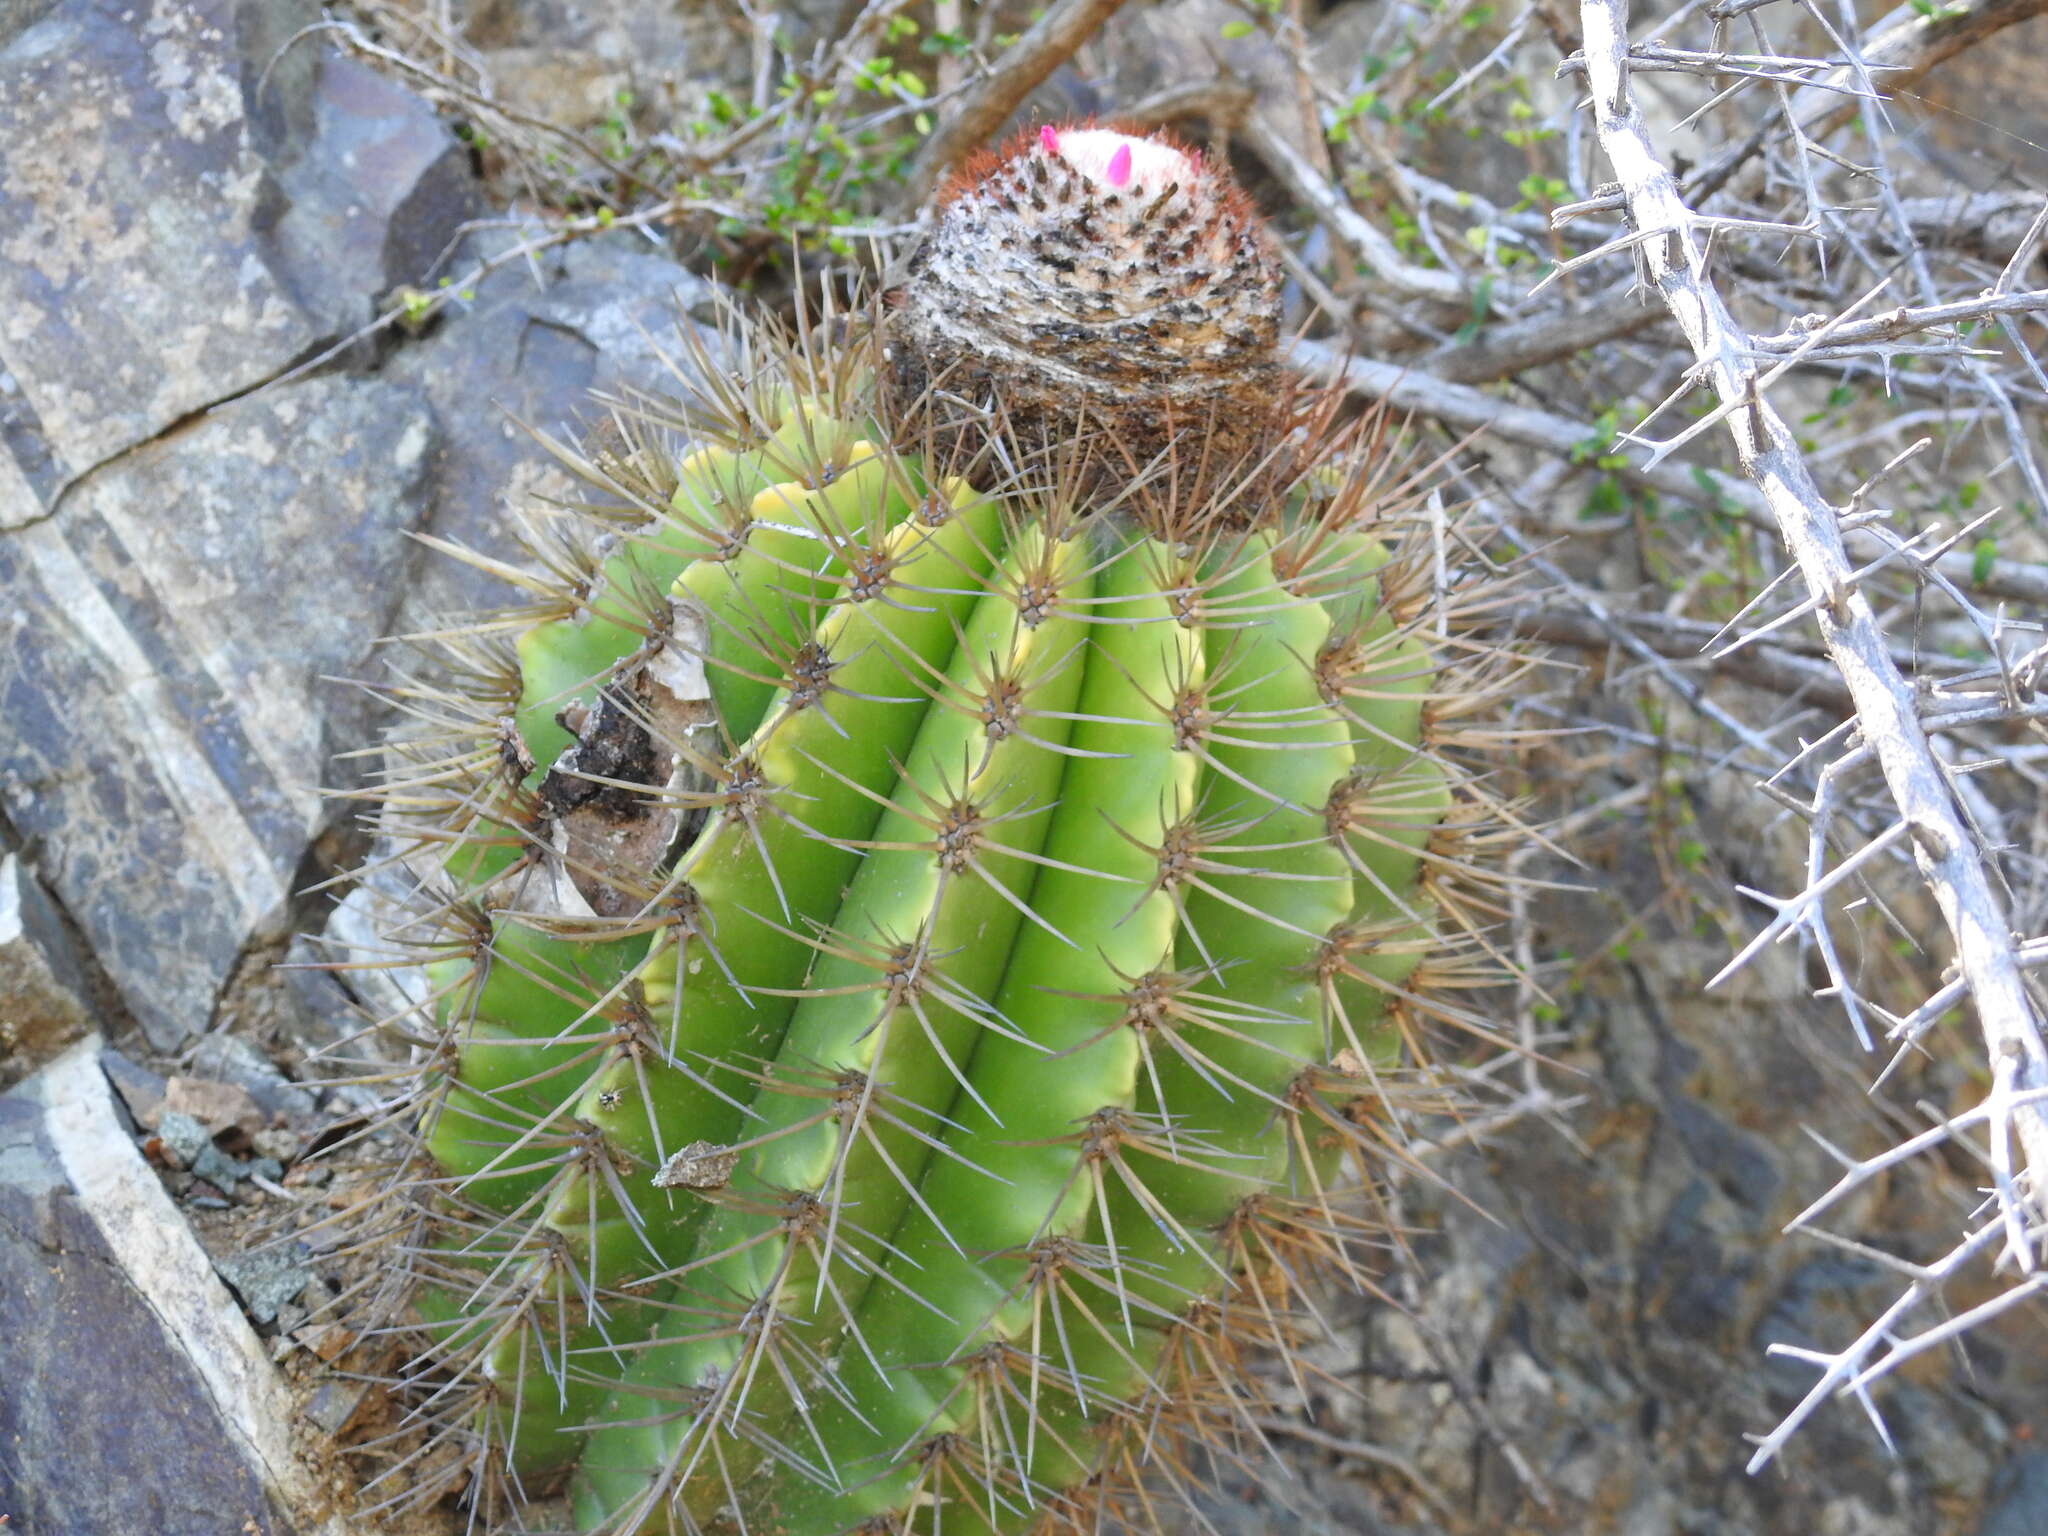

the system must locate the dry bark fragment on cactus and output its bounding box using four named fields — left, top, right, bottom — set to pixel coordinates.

left=350, top=125, right=1520, bottom=1534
